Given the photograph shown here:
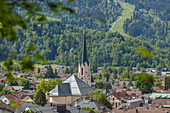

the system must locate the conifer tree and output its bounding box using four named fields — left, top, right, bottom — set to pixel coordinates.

left=38, top=68, right=40, bottom=73
left=45, top=65, right=54, bottom=78
left=123, top=81, right=126, bottom=86
left=54, top=69, right=58, bottom=77
left=128, top=80, right=133, bottom=86
left=34, top=89, right=47, bottom=106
